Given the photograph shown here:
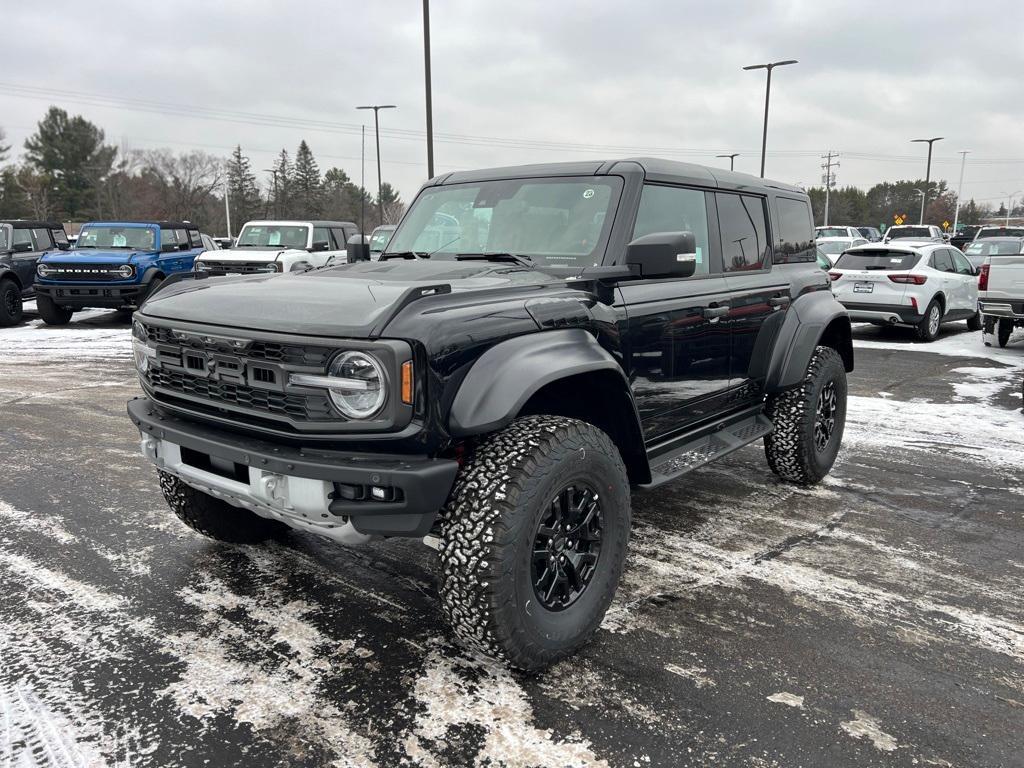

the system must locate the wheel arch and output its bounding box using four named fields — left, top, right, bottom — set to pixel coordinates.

left=765, top=290, right=854, bottom=393
left=0, top=267, right=23, bottom=291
